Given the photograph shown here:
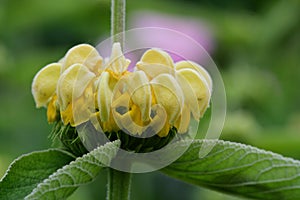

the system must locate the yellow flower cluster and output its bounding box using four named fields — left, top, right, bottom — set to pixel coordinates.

left=32, top=43, right=212, bottom=137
